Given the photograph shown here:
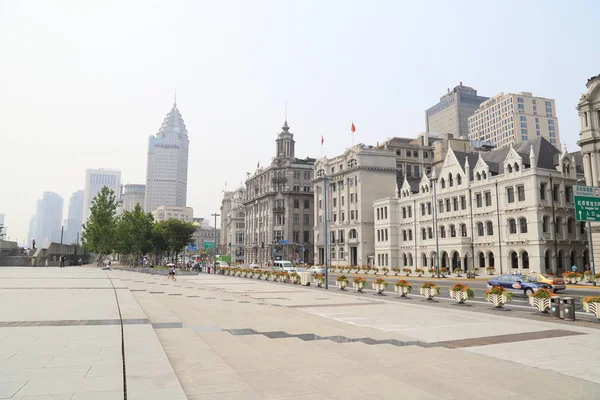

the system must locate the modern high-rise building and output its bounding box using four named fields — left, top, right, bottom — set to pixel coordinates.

left=468, top=92, right=560, bottom=148
left=426, top=83, right=489, bottom=138
left=64, top=190, right=84, bottom=245
left=30, top=192, right=64, bottom=246
left=83, top=169, right=121, bottom=223
left=145, top=100, right=189, bottom=212
left=152, top=206, right=193, bottom=223
left=122, top=184, right=146, bottom=212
